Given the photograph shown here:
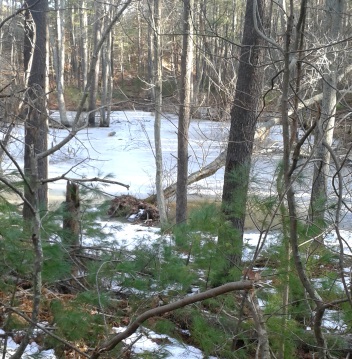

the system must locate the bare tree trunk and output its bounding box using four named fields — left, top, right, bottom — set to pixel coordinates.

left=277, top=167, right=291, bottom=359
left=220, top=0, right=264, bottom=270
left=281, top=2, right=329, bottom=358
left=23, top=0, right=48, bottom=220
left=193, top=0, right=205, bottom=103
left=54, top=0, right=69, bottom=126
left=171, top=33, right=179, bottom=84
left=63, top=181, right=80, bottom=248
left=309, top=0, right=345, bottom=227
left=68, top=4, right=79, bottom=86
left=290, top=0, right=308, bottom=146
left=79, top=0, right=88, bottom=90
left=100, top=4, right=112, bottom=127
left=153, top=0, right=167, bottom=224
left=176, top=0, right=194, bottom=224
left=147, top=0, right=155, bottom=101
left=246, top=292, right=271, bottom=359
left=137, top=8, right=142, bottom=75
left=88, top=1, right=102, bottom=127
left=13, top=151, right=43, bottom=359
left=5, top=14, right=45, bottom=337
left=63, top=180, right=81, bottom=276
